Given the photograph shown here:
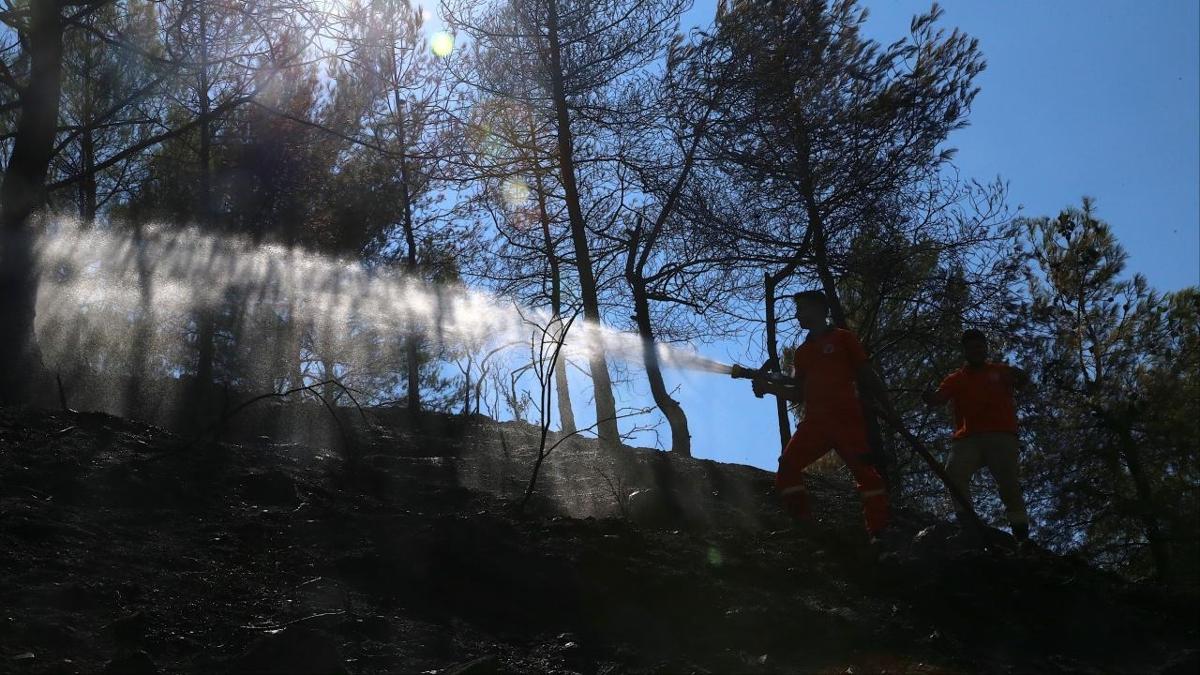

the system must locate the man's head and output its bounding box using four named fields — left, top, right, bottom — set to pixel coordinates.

left=961, top=329, right=988, bottom=366
left=793, top=290, right=830, bottom=331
